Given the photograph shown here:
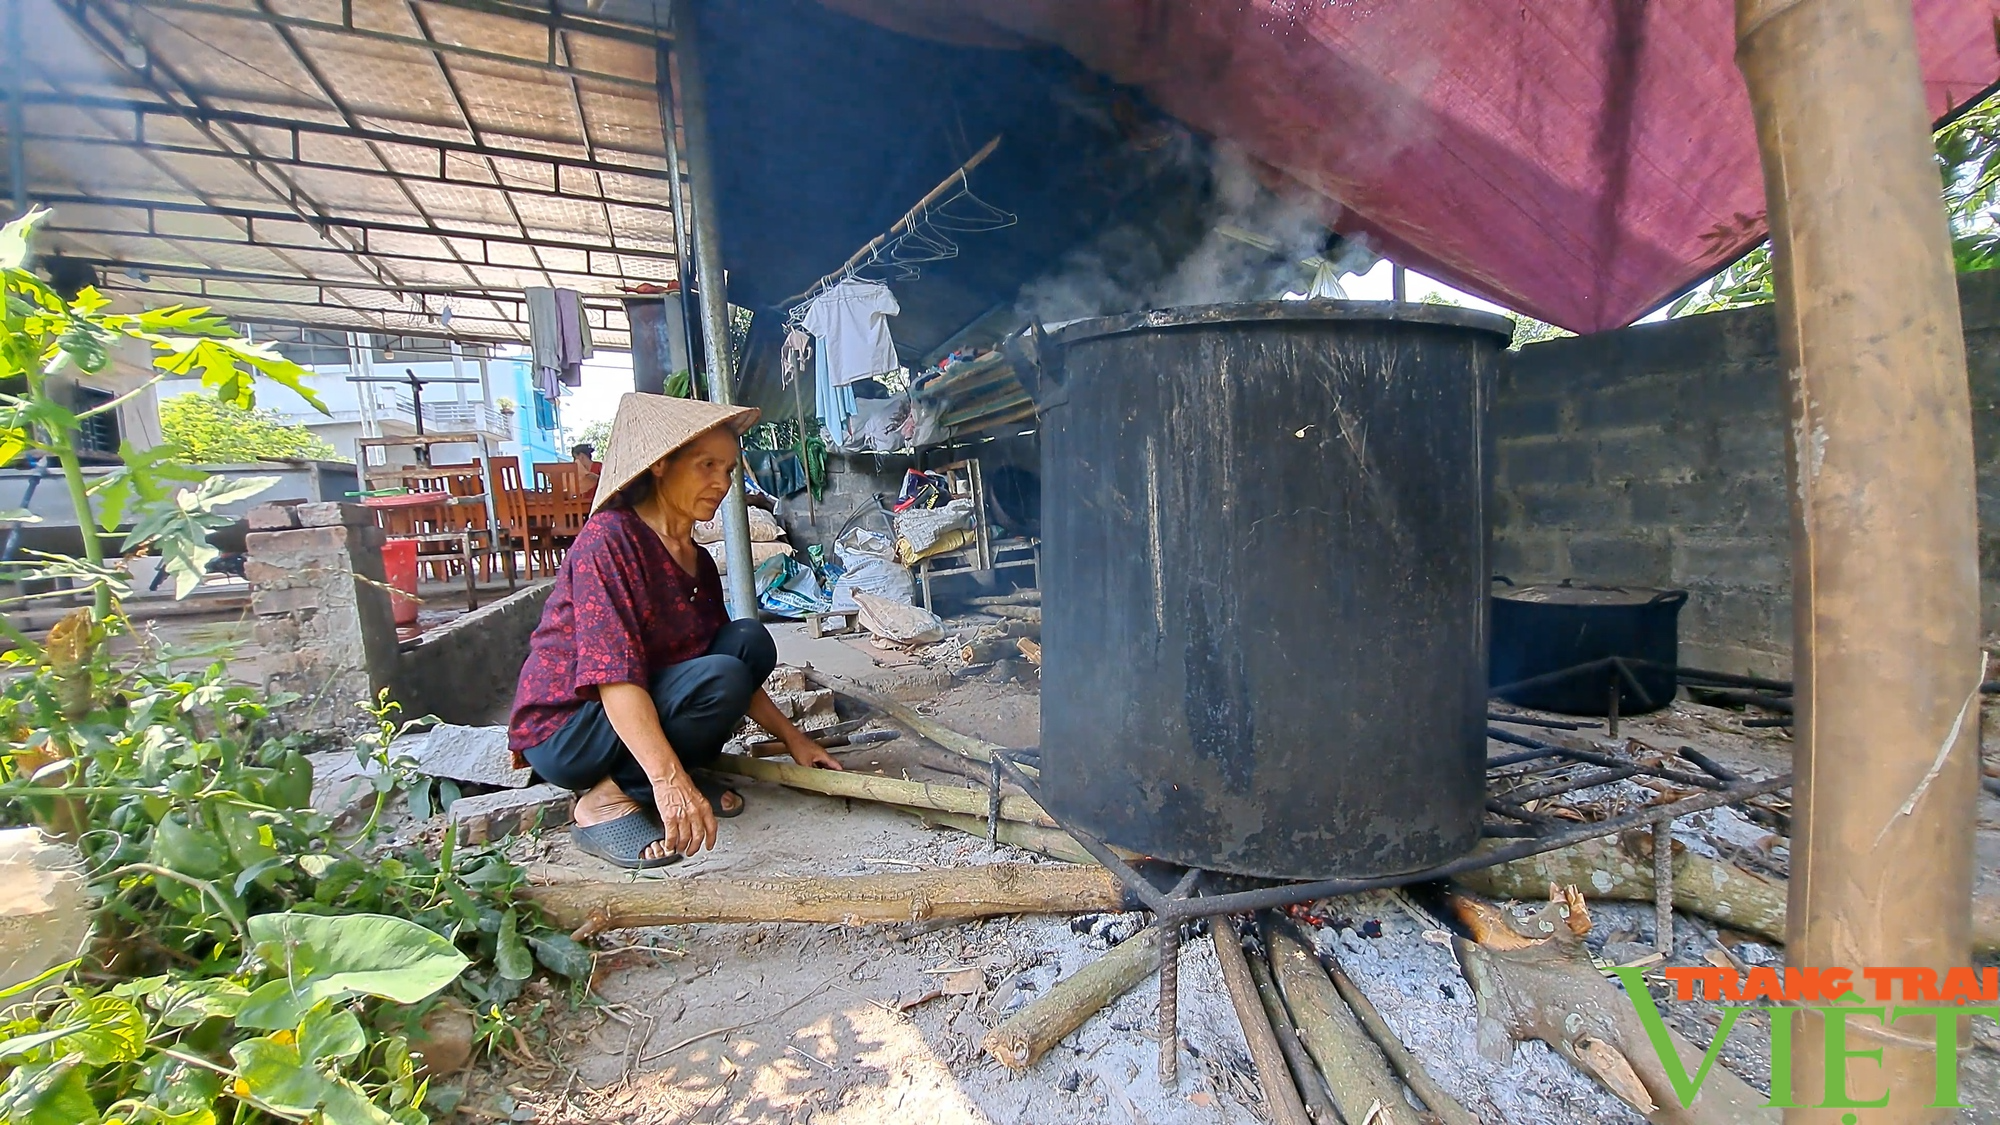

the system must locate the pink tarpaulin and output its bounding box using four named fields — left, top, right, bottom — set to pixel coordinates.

left=822, top=0, right=1999, bottom=331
